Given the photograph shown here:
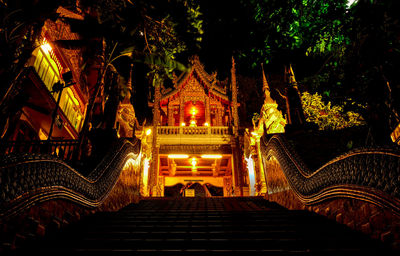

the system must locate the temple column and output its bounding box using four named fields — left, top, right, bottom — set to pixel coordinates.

left=179, top=97, right=185, bottom=125
left=231, top=140, right=243, bottom=196
left=256, top=138, right=268, bottom=197
left=217, top=105, right=223, bottom=126
left=167, top=104, right=174, bottom=126
left=231, top=57, right=239, bottom=135
left=205, top=97, right=210, bottom=124
left=150, top=81, right=161, bottom=196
